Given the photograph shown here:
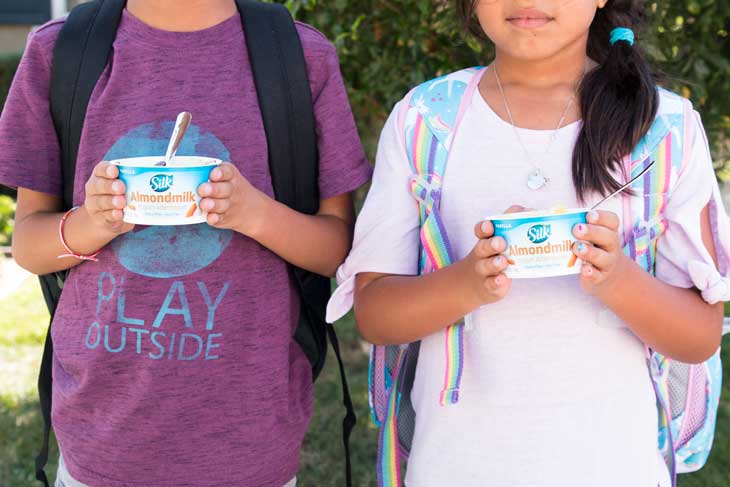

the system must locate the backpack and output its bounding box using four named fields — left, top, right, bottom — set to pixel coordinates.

left=369, top=67, right=726, bottom=487
left=32, top=1, right=356, bottom=485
